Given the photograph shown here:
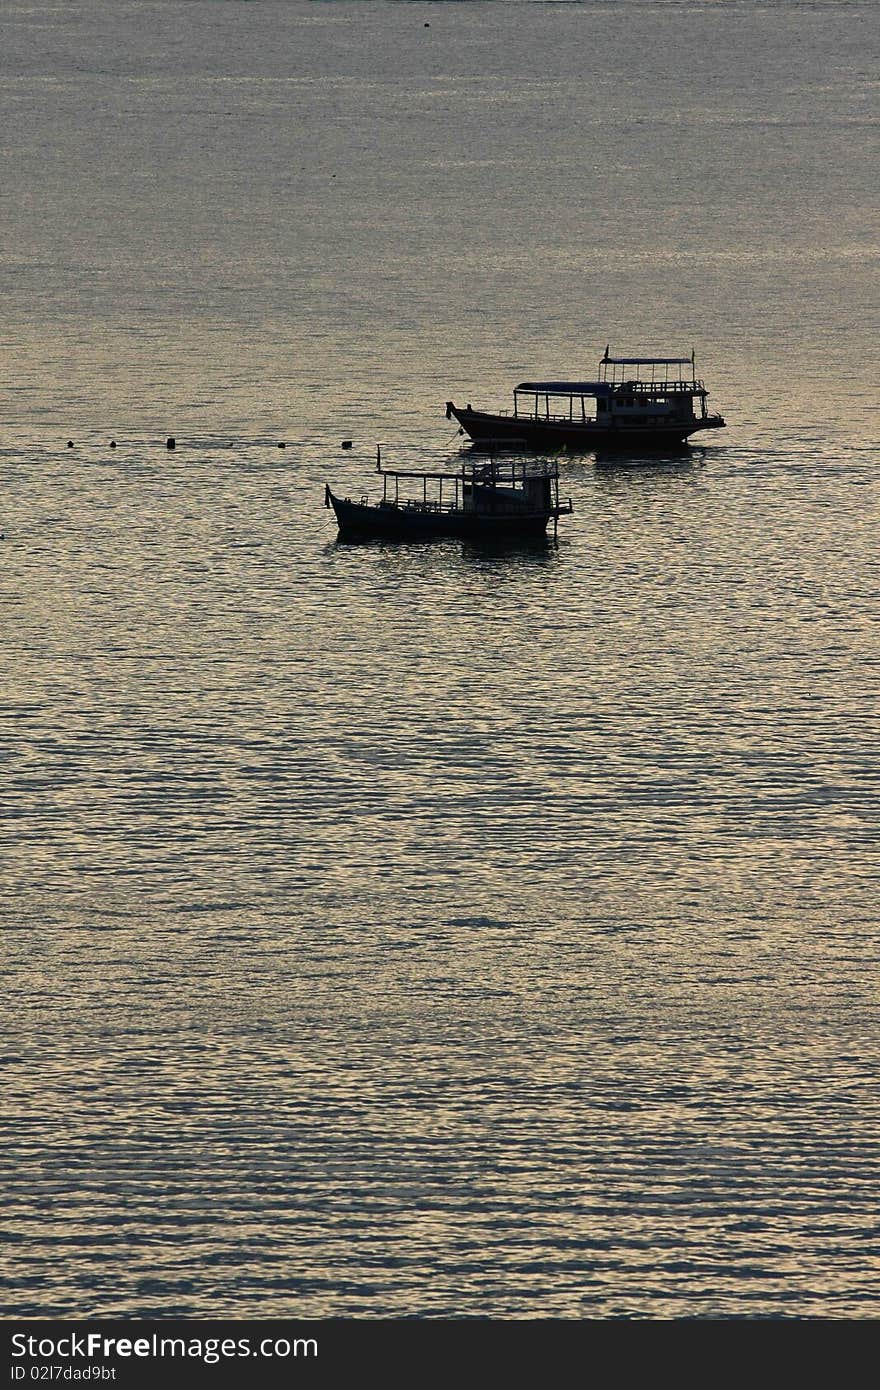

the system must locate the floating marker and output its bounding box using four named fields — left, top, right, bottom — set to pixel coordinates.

left=341, top=440, right=353, bottom=449
left=109, top=440, right=116, bottom=449
left=277, top=442, right=286, bottom=449
left=166, top=437, right=176, bottom=450
left=67, top=440, right=74, bottom=448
